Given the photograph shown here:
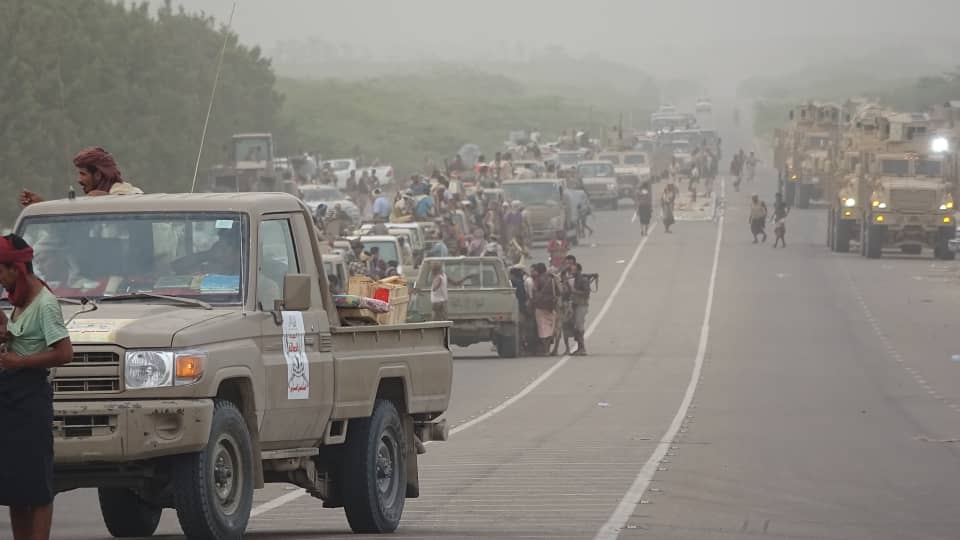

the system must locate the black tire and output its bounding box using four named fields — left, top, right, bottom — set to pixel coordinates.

left=936, top=228, right=956, bottom=260
left=173, top=399, right=254, bottom=540
left=866, top=225, right=884, bottom=259
left=495, top=326, right=519, bottom=358
left=835, top=219, right=851, bottom=253
left=795, top=183, right=811, bottom=209
left=343, top=399, right=407, bottom=533
left=827, top=208, right=836, bottom=251
left=784, top=181, right=796, bottom=207
left=98, top=488, right=162, bottom=538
